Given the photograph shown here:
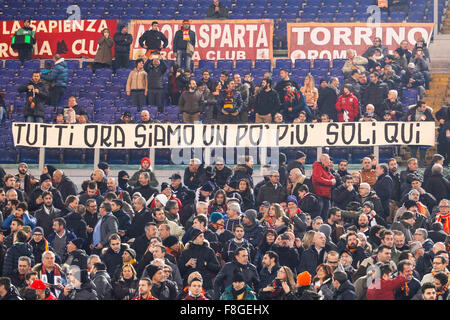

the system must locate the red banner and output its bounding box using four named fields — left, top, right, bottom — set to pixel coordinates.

left=0, top=19, right=118, bottom=59
left=287, top=23, right=434, bottom=61
left=130, top=19, right=273, bottom=62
